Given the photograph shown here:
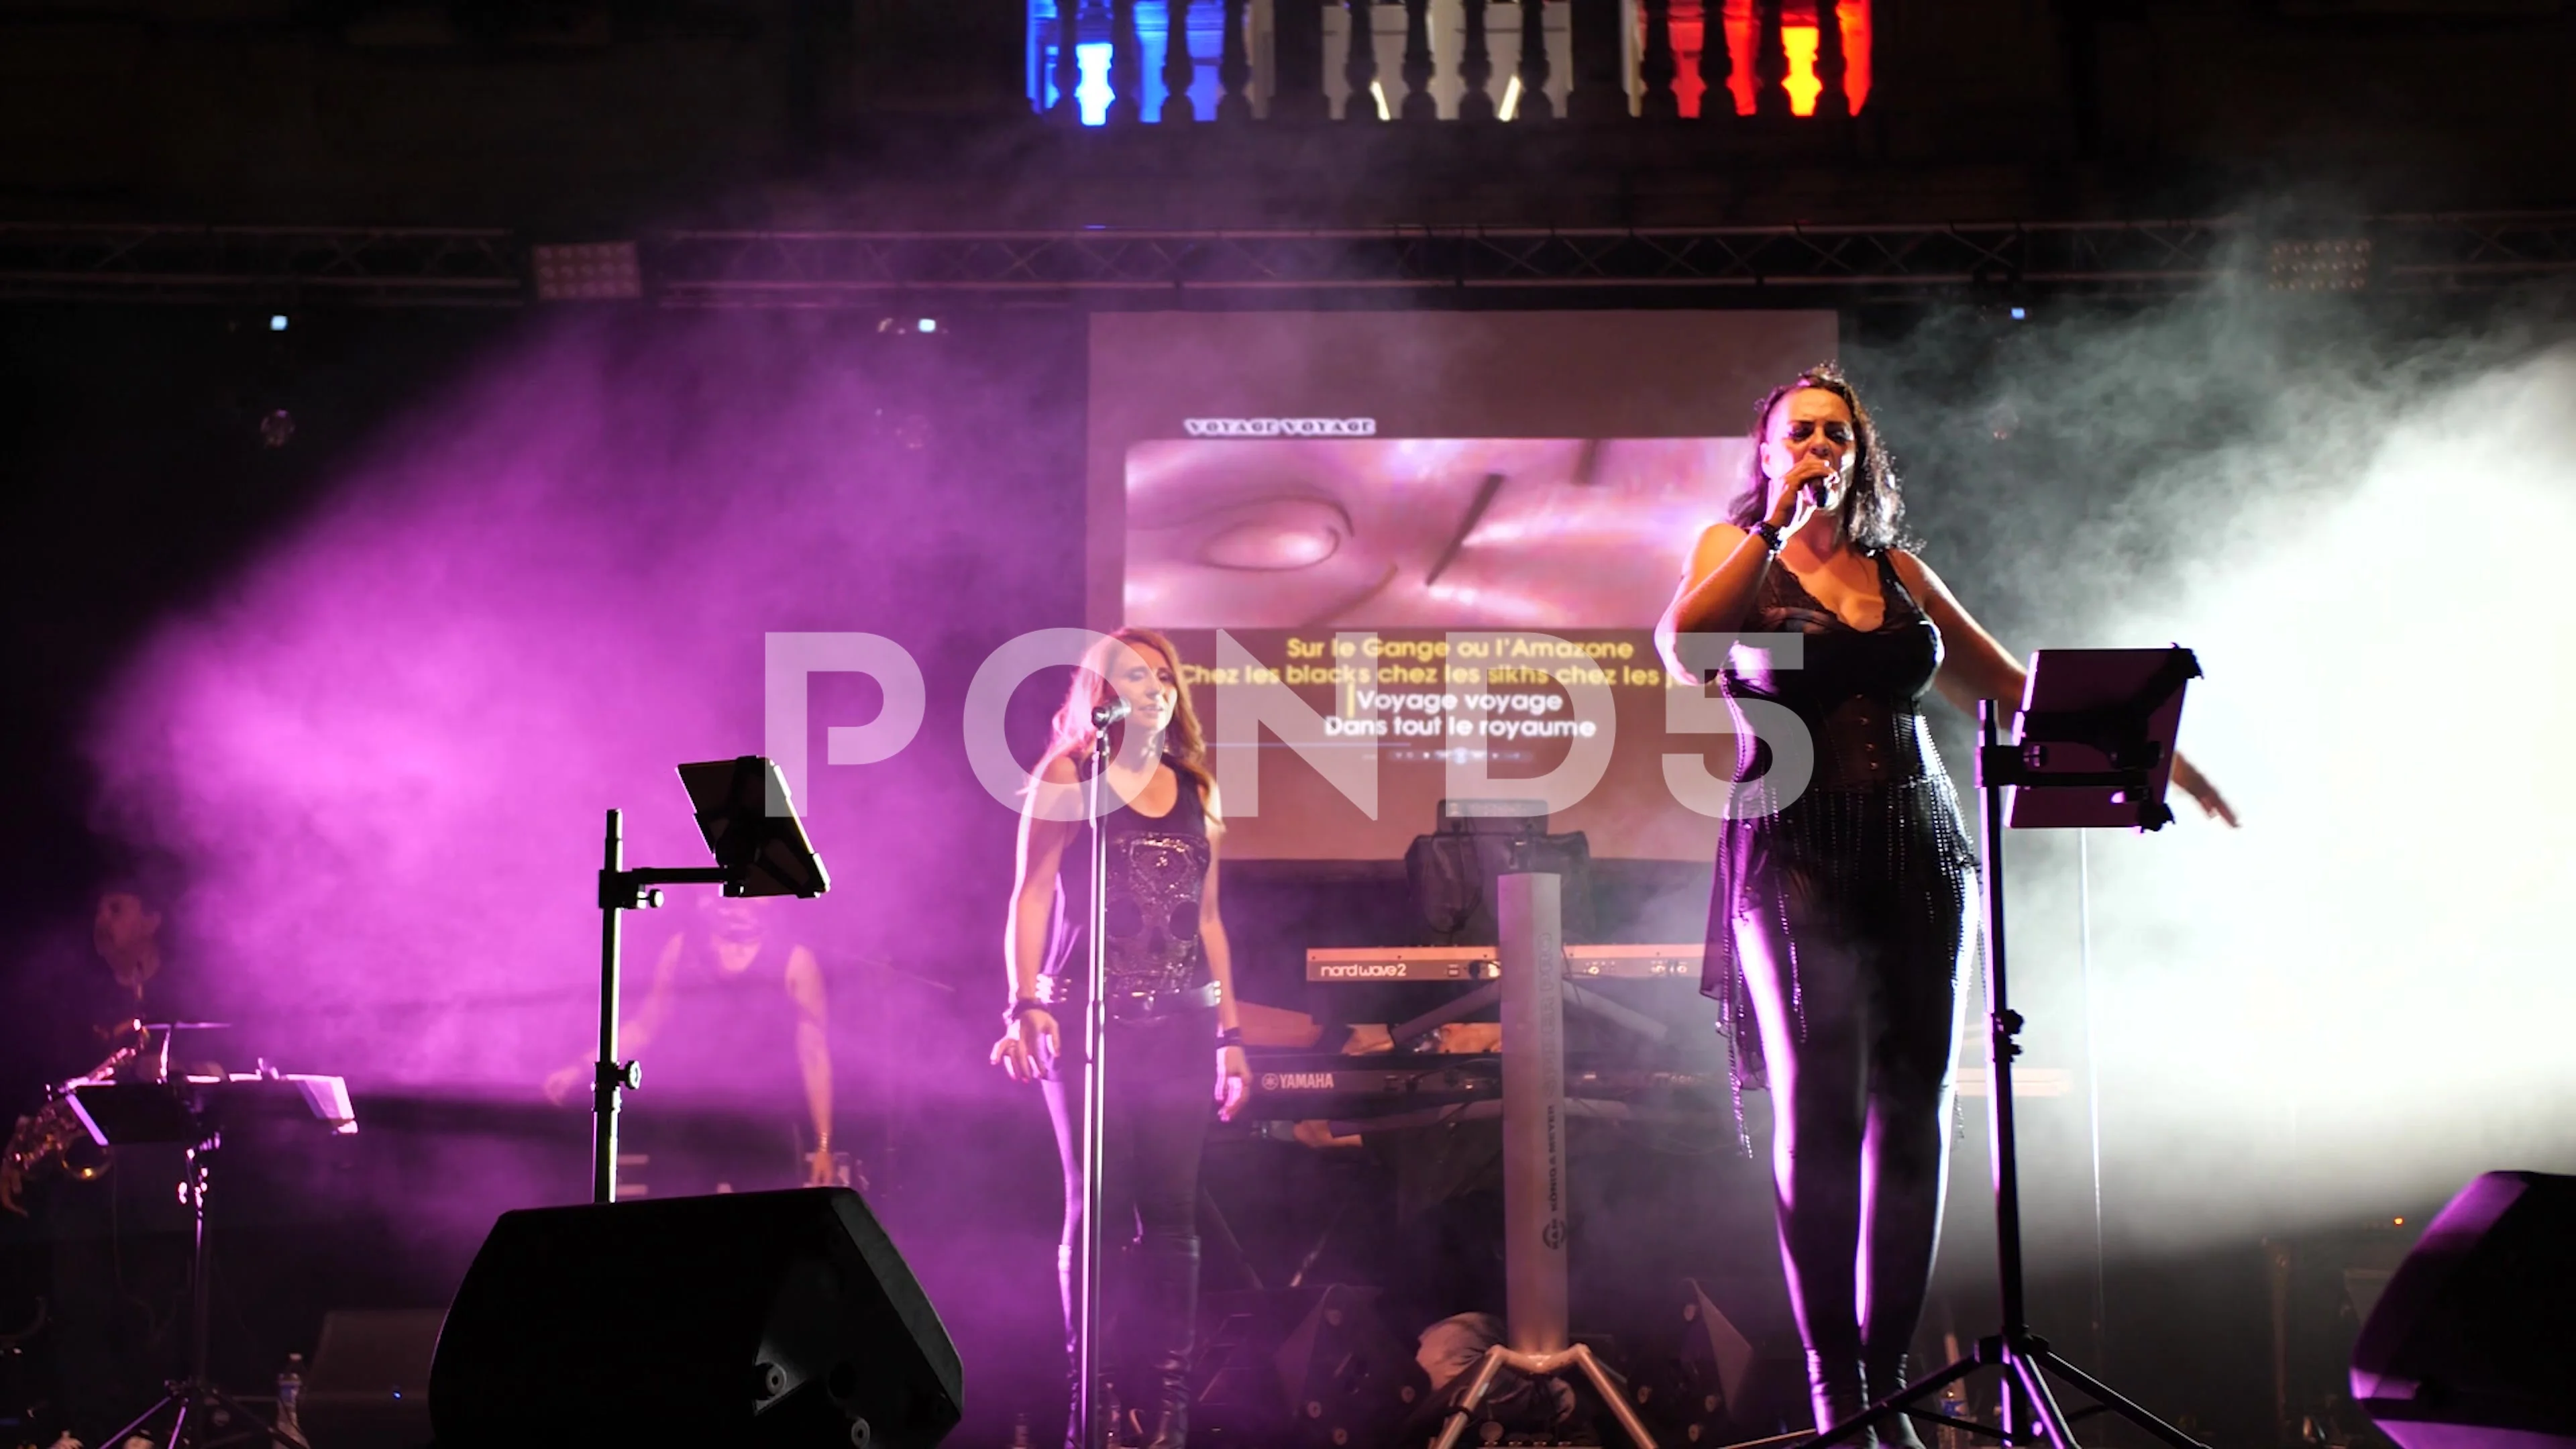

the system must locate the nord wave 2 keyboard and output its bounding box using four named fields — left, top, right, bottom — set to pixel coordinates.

left=1303, top=943, right=1705, bottom=983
